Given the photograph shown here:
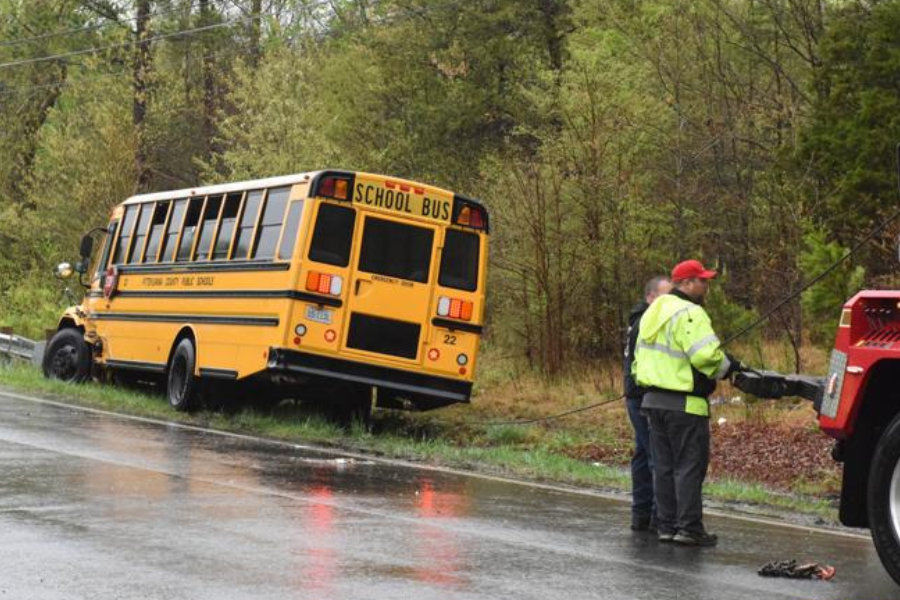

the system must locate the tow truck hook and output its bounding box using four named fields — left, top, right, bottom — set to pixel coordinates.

left=732, top=370, right=825, bottom=404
